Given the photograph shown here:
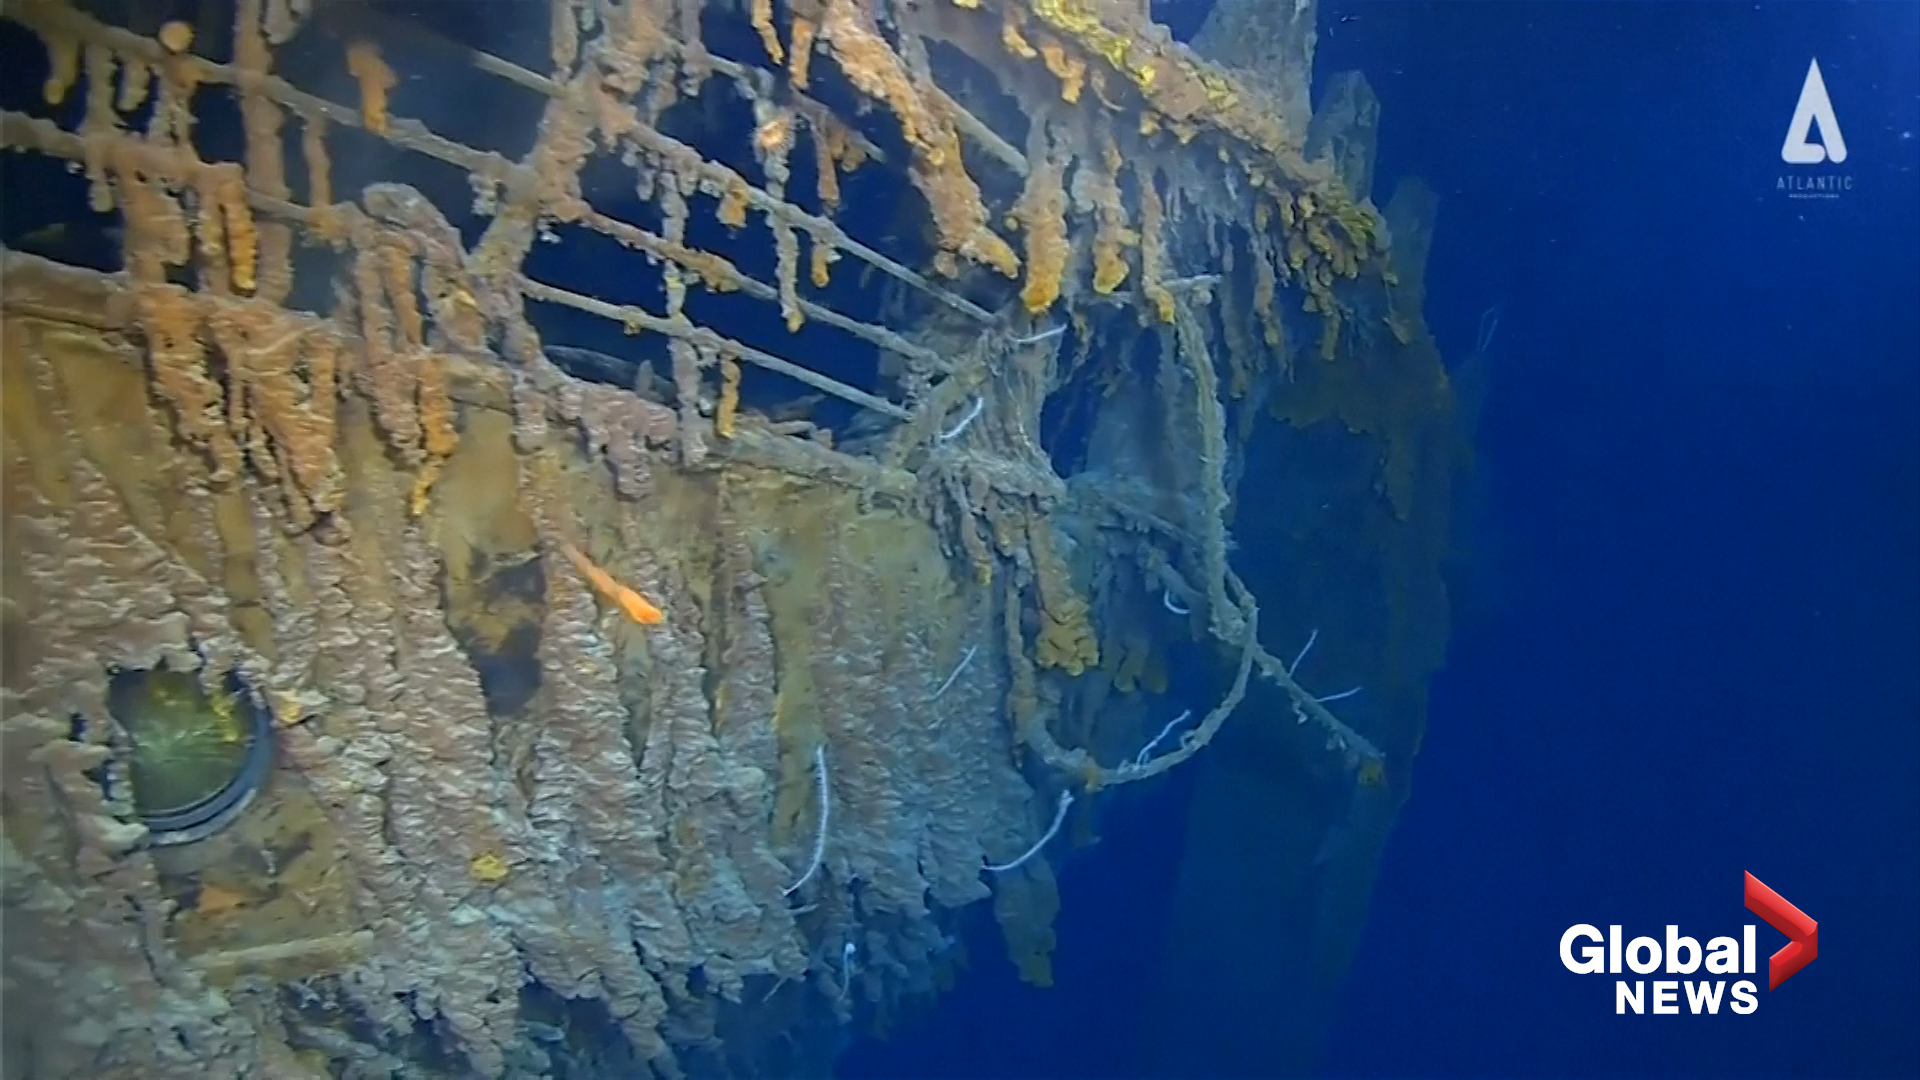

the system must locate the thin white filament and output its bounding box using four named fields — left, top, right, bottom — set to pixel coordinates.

left=930, top=645, right=978, bottom=701
left=939, top=396, right=984, bottom=442
left=1133, top=708, right=1194, bottom=767
left=985, top=790, right=1074, bottom=874
left=782, top=745, right=829, bottom=895
left=1012, top=324, right=1065, bottom=345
